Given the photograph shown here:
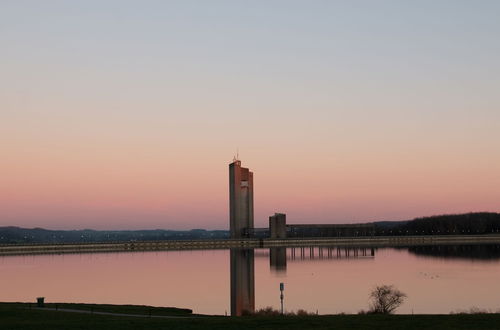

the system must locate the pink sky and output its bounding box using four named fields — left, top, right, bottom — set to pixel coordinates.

left=1, top=1, right=499, bottom=230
